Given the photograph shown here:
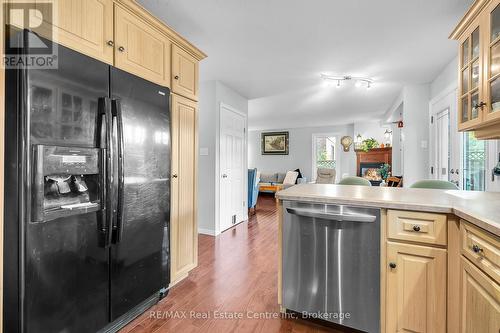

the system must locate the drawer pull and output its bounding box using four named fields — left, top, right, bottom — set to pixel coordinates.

left=472, top=244, right=483, bottom=253
left=412, top=225, right=421, bottom=232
